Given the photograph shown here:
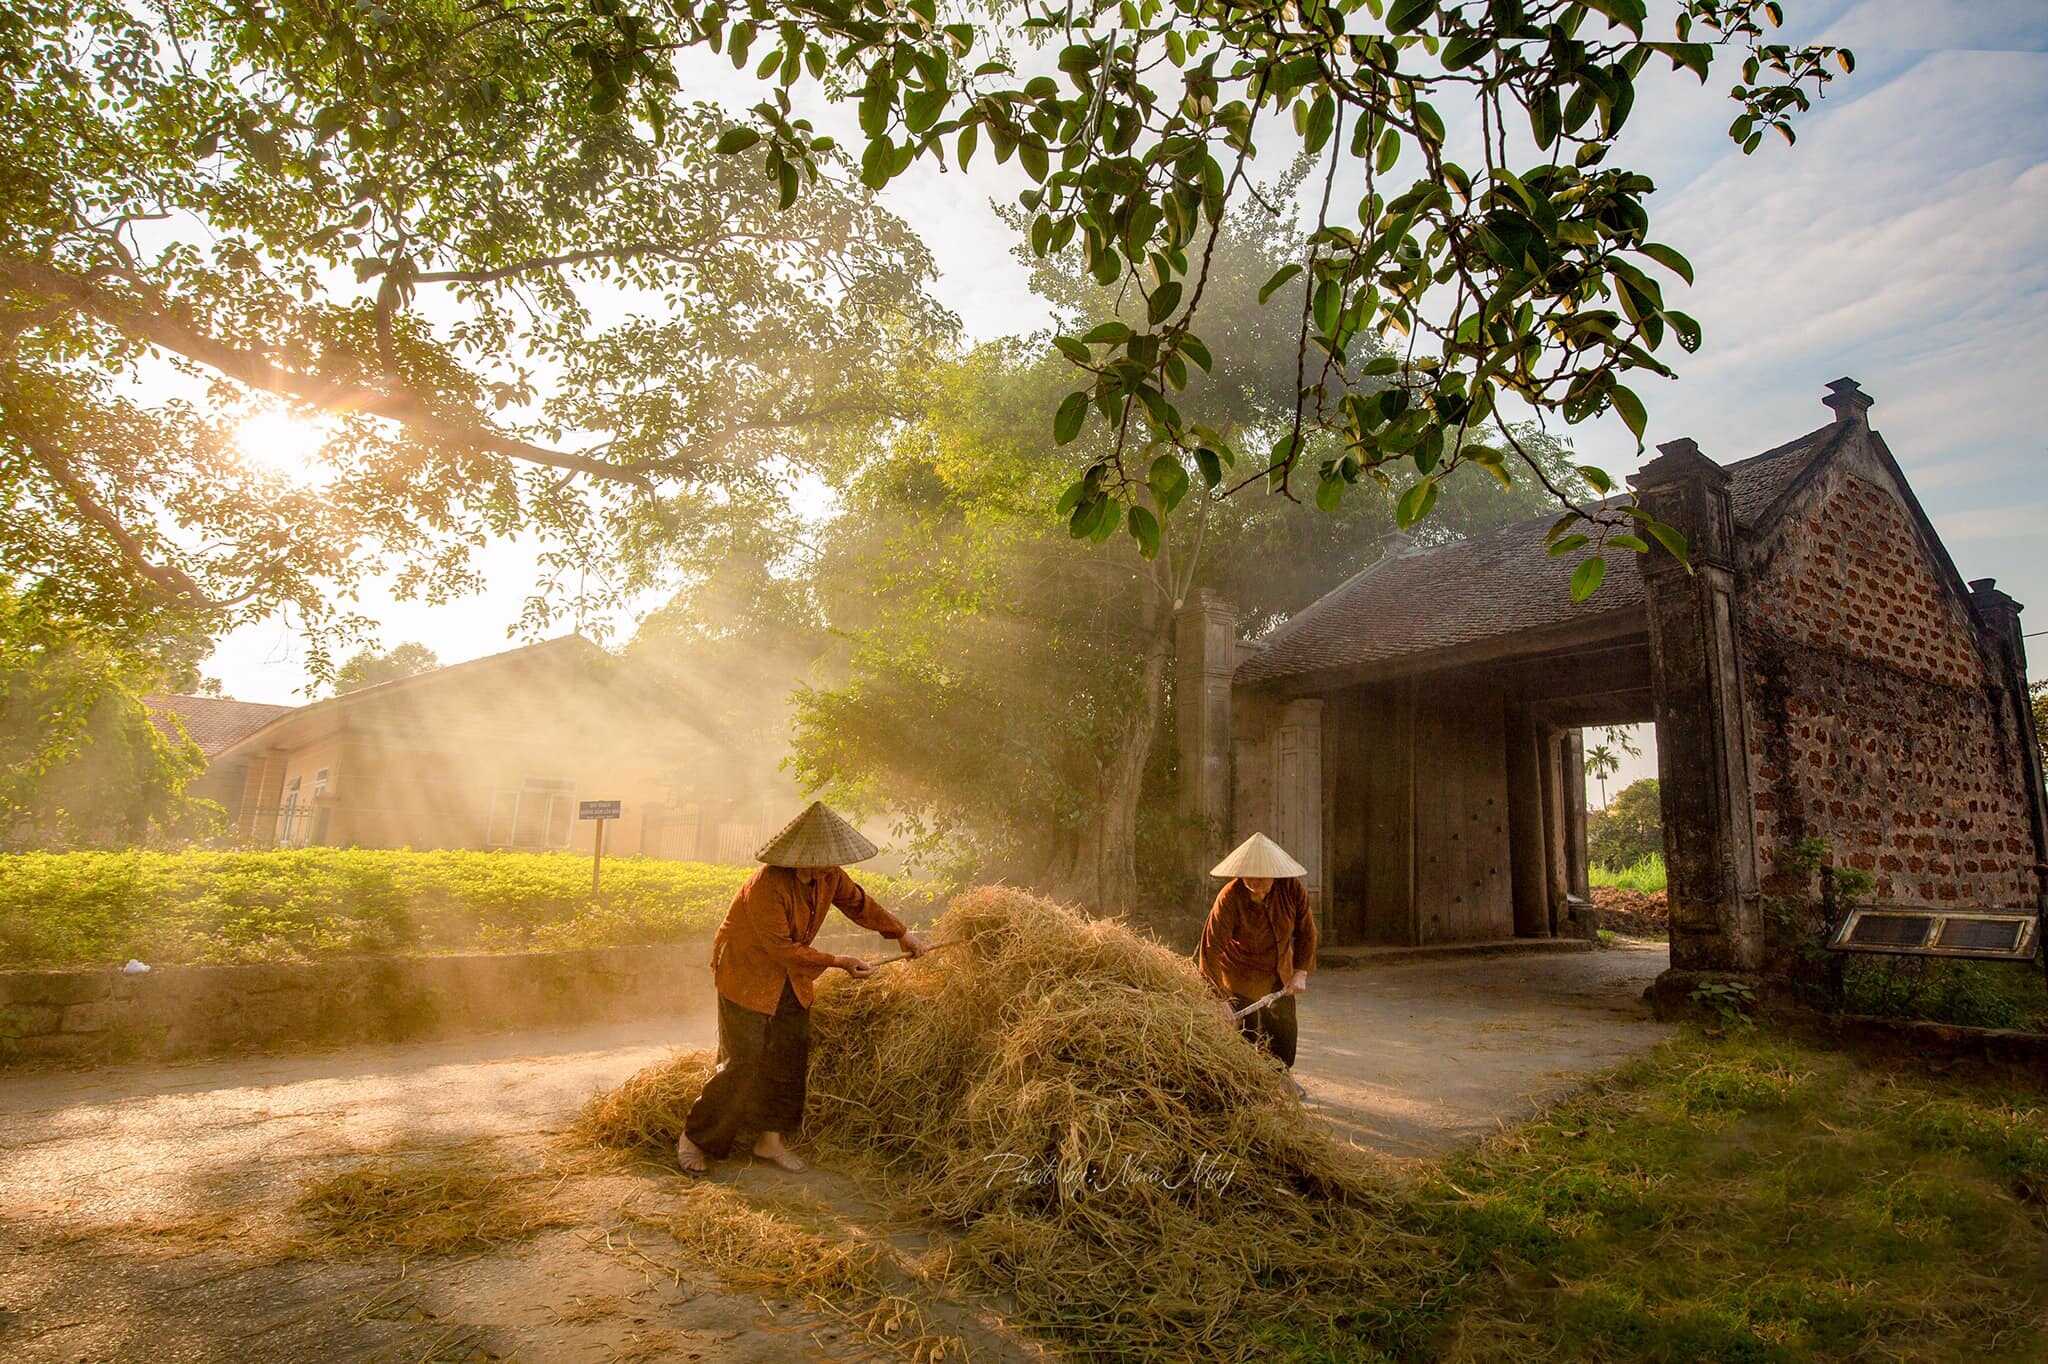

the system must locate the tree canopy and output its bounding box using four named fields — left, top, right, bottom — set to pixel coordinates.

left=332, top=642, right=441, bottom=694
left=1, top=0, right=1851, bottom=673
left=2, top=0, right=953, bottom=676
